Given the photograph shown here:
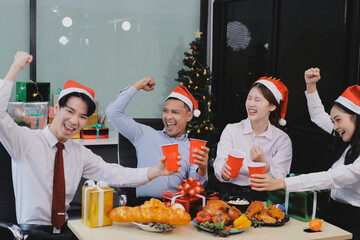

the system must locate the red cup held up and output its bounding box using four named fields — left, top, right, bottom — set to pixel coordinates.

left=248, top=162, right=266, bottom=187
left=189, top=138, right=207, bottom=164
left=227, top=150, right=246, bottom=178
left=161, top=143, right=179, bottom=171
